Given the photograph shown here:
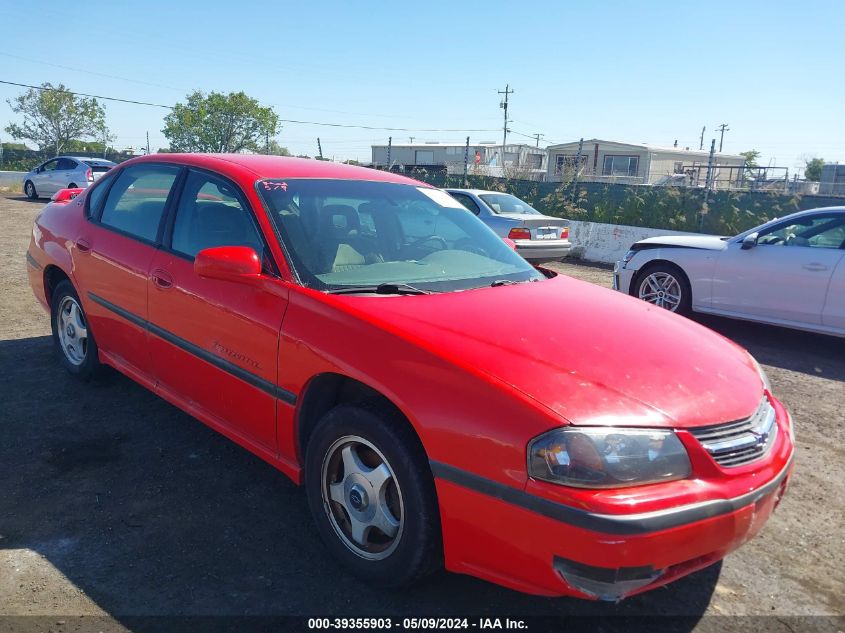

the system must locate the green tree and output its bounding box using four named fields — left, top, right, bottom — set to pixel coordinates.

left=64, top=138, right=116, bottom=154
left=265, top=139, right=290, bottom=156
left=5, top=82, right=109, bottom=155
left=739, top=150, right=760, bottom=167
left=804, top=157, right=824, bottom=182
left=163, top=90, right=278, bottom=153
